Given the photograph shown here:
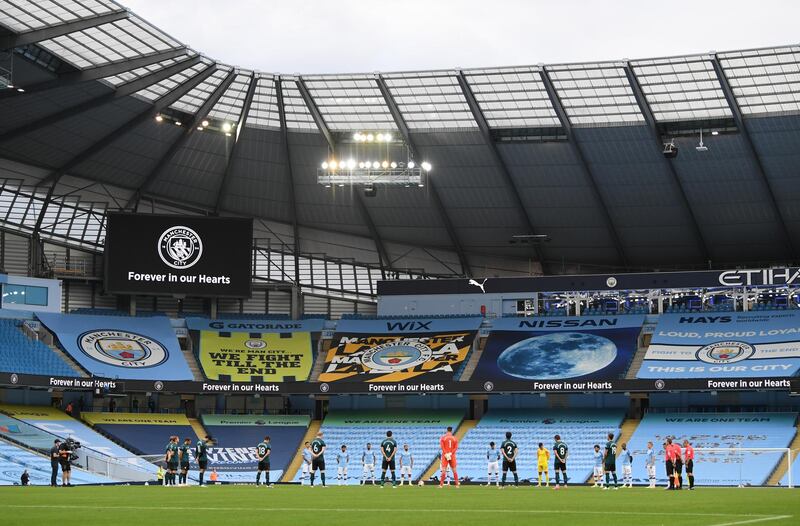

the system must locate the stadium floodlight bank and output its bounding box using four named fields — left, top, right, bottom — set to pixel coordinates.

left=692, top=448, right=794, bottom=488
left=317, top=166, right=423, bottom=187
